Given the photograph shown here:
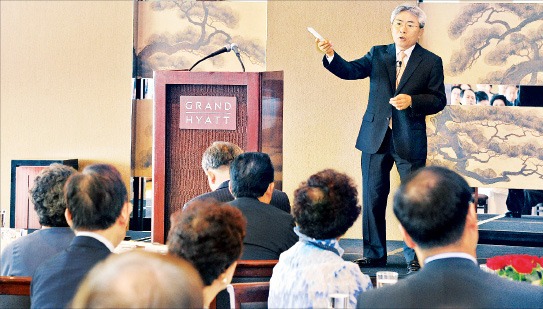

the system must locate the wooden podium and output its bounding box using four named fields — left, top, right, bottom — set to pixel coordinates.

left=152, top=71, right=284, bottom=243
